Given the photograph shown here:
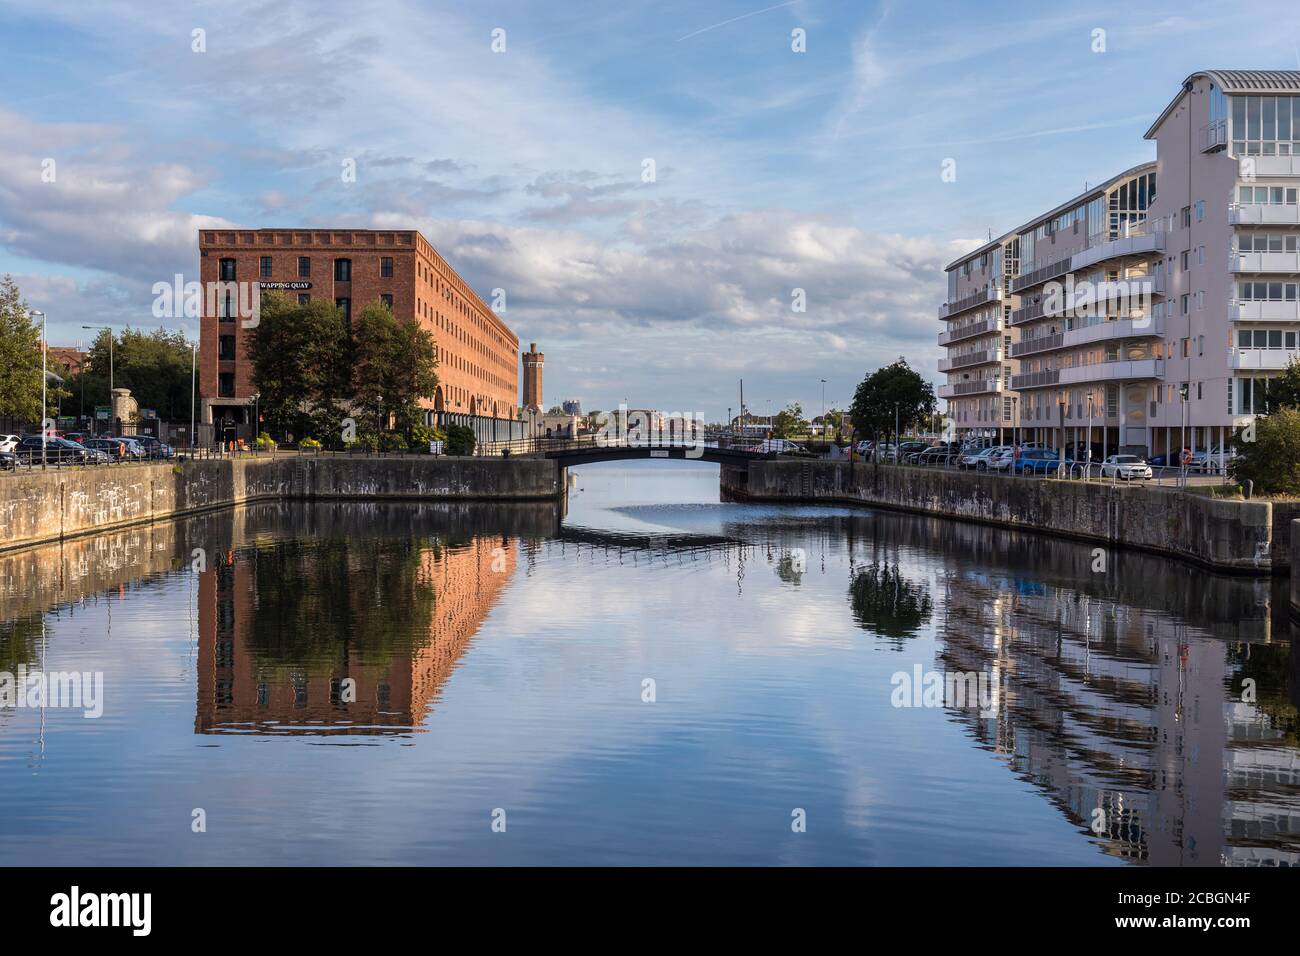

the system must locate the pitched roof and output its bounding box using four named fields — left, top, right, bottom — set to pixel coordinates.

left=1145, top=70, right=1300, bottom=139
